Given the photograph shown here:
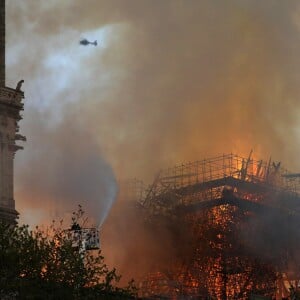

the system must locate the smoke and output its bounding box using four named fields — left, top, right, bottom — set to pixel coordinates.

left=101, top=193, right=176, bottom=283
left=15, top=108, right=117, bottom=226
left=240, top=195, right=300, bottom=272
left=6, top=0, right=300, bottom=285
left=8, top=0, right=300, bottom=184
left=7, top=3, right=123, bottom=225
